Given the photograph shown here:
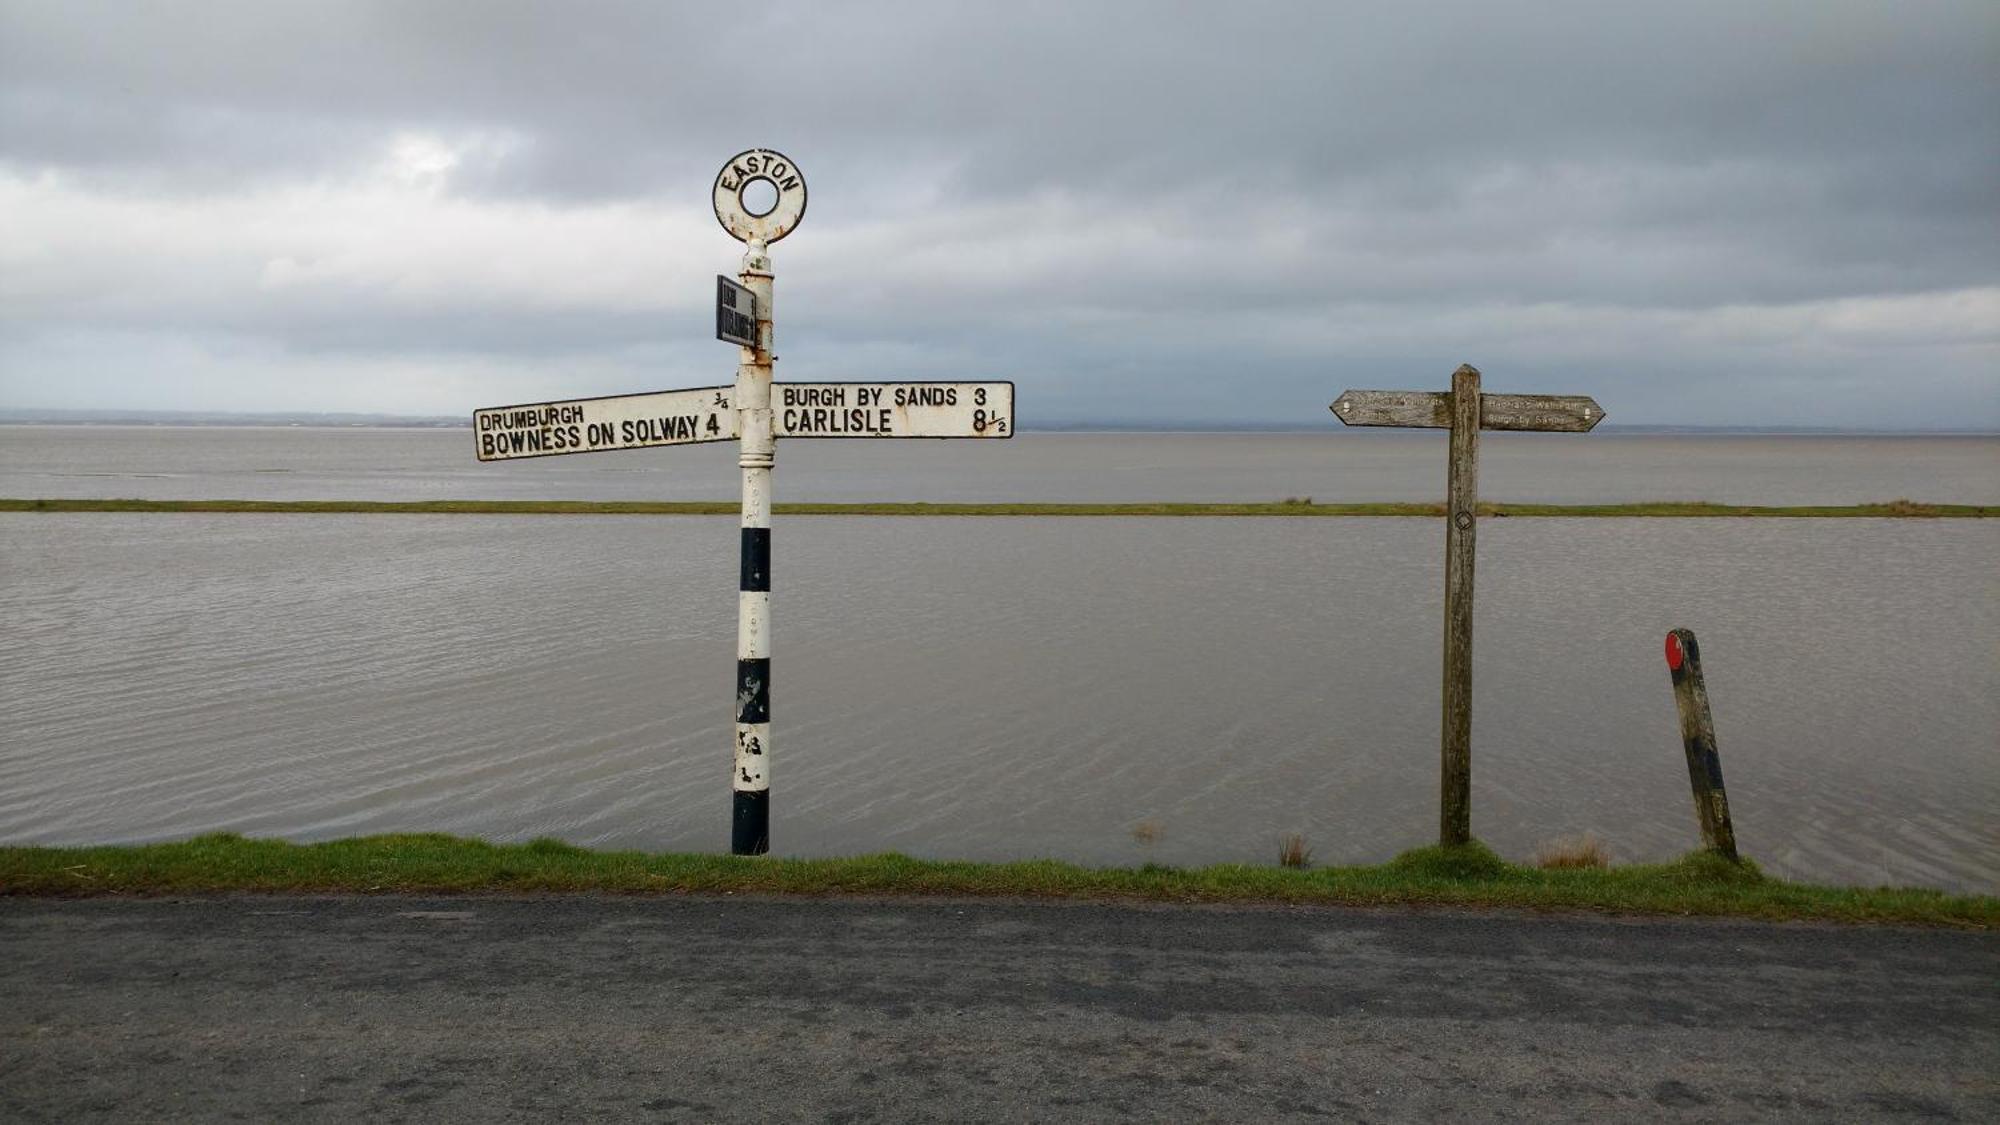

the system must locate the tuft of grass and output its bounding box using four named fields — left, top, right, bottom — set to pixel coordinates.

left=1389, top=841, right=1516, bottom=881
left=1655, top=848, right=1765, bottom=886
left=0, top=834, right=1990, bottom=928
left=0, top=498, right=1991, bottom=518
left=1278, top=832, right=1312, bottom=869
left=1870, top=497, right=1939, bottom=517
left=1535, top=834, right=1610, bottom=870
